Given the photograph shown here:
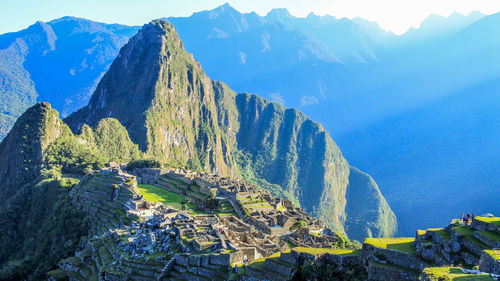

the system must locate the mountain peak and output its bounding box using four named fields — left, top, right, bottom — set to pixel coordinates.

left=266, top=8, right=293, bottom=21
left=0, top=102, right=64, bottom=201
left=65, top=19, right=207, bottom=153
